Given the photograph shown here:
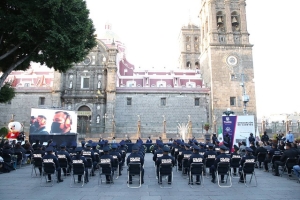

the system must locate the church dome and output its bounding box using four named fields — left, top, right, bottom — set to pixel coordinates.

left=100, top=22, right=121, bottom=43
